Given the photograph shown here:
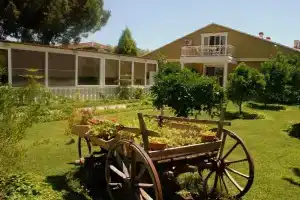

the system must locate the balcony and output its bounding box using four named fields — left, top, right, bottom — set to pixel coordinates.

left=181, top=45, right=236, bottom=57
